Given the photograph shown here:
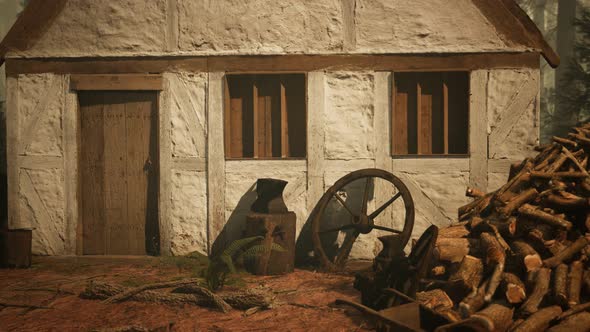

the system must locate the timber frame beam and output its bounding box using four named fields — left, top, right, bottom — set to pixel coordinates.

left=6, top=53, right=539, bottom=76
left=70, top=74, right=163, bottom=91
